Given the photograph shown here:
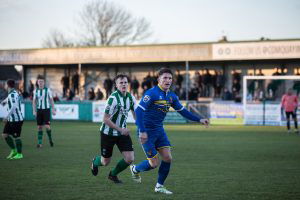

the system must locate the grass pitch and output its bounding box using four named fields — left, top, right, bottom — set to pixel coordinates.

left=0, top=121, right=300, bottom=200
